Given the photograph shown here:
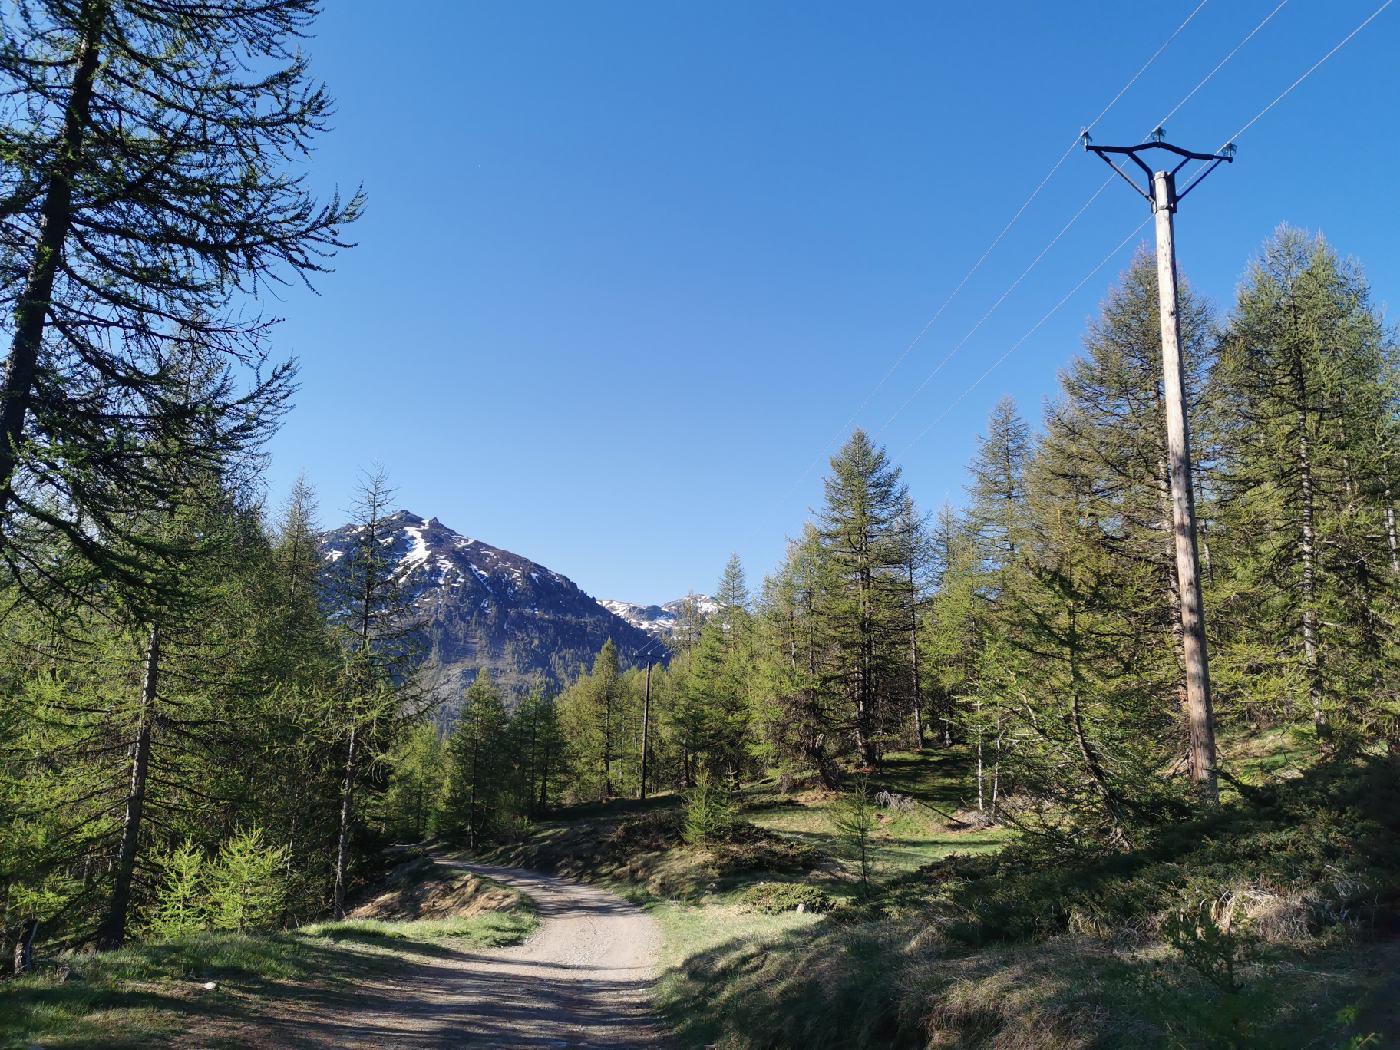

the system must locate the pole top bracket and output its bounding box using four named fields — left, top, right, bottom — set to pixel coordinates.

left=1081, top=129, right=1235, bottom=209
